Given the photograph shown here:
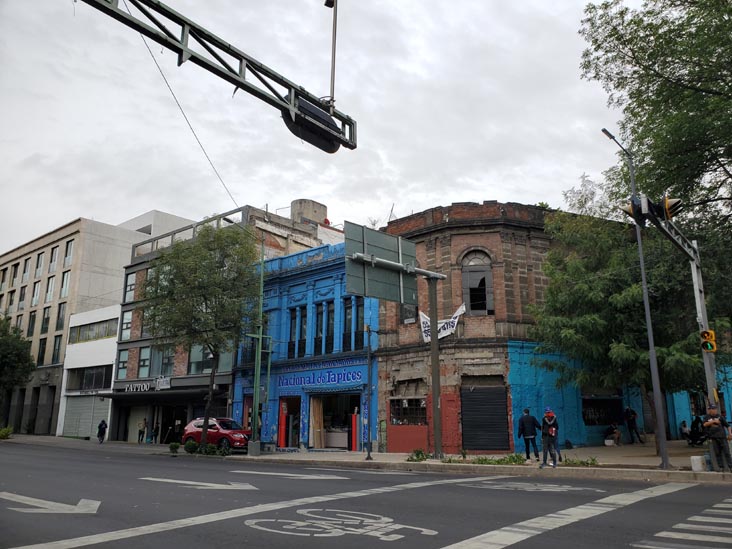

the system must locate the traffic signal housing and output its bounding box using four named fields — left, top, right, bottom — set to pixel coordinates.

left=661, top=195, right=682, bottom=220
left=701, top=330, right=717, bottom=353
left=621, top=196, right=648, bottom=227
